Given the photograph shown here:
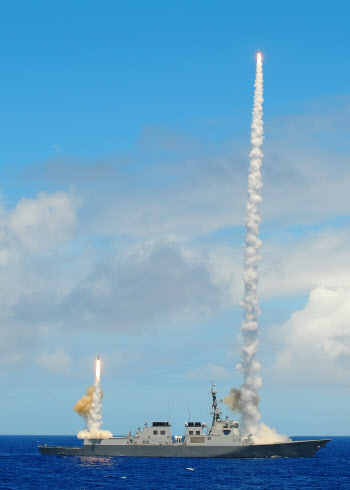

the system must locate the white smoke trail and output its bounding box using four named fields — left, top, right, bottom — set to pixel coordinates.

left=224, top=53, right=290, bottom=444
left=89, top=377, right=103, bottom=432
left=235, top=52, right=264, bottom=436
left=224, top=52, right=290, bottom=444
left=77, top=359, right=112, bottom=439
